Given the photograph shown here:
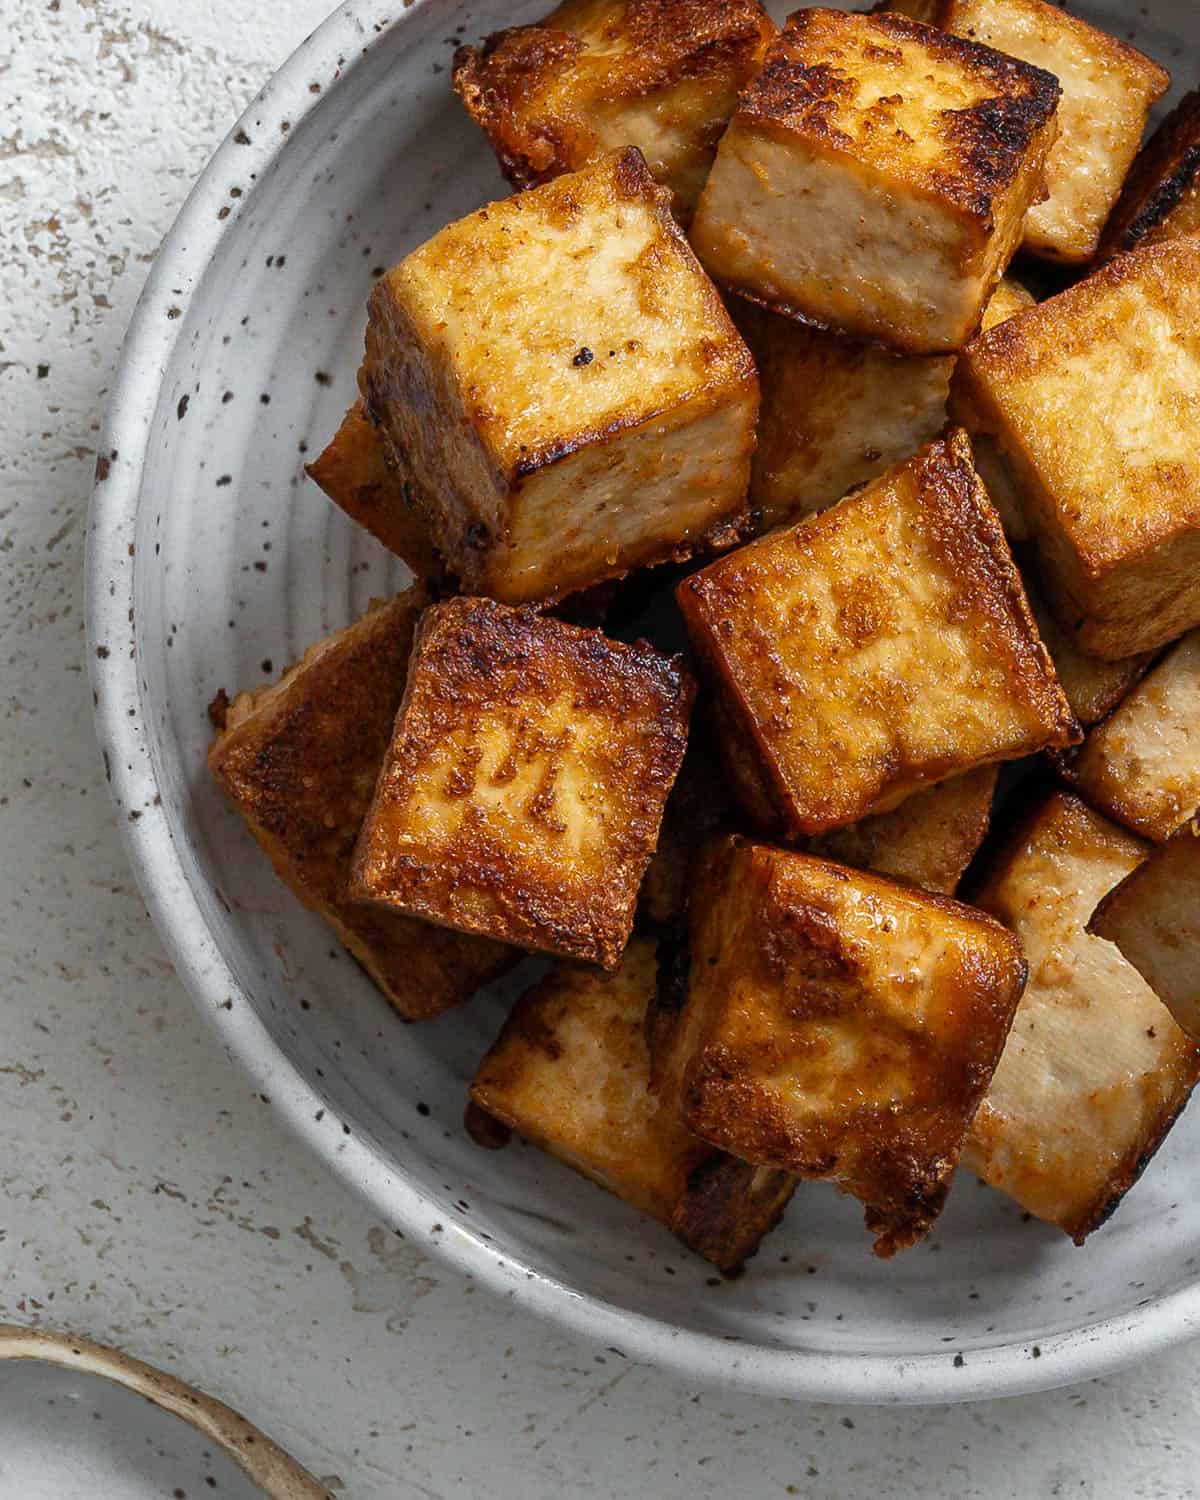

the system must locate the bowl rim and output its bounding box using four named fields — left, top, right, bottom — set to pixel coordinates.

left=86, top=0, right=1200, bottom=1405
